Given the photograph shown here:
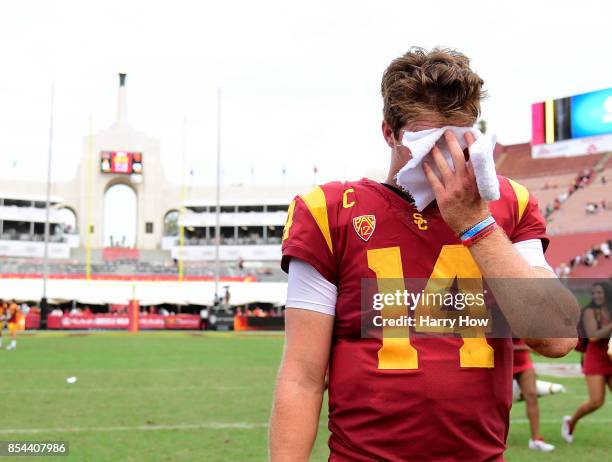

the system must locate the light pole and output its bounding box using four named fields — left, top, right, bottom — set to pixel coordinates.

left=214, top=88, right=221, bottom=305
left=40, top=83, right=55, bottom=328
